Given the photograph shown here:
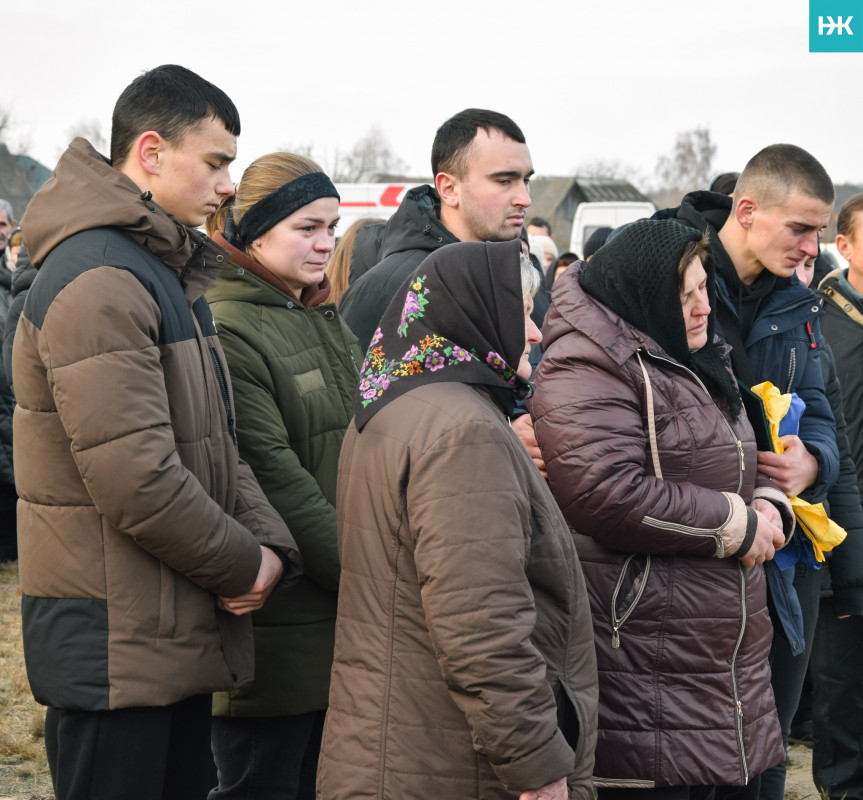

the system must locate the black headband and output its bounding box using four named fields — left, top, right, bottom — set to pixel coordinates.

left=234, top=172, right=340, bottom=245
